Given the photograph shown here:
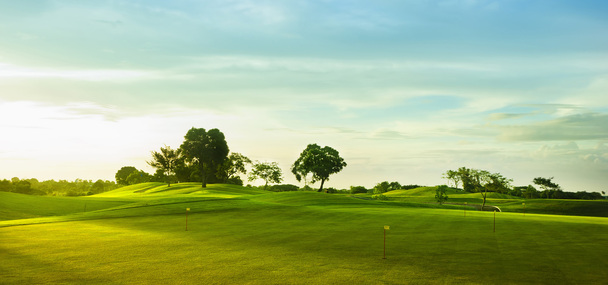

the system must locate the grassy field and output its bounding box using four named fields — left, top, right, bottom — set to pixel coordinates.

left=1, top=183, right=607, bottom=284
